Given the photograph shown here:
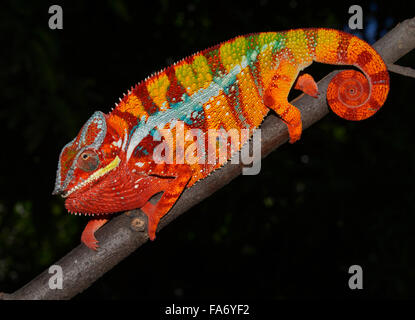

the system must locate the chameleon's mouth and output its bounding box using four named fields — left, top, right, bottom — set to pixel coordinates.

left=62, top=156, right=121, bottom=198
